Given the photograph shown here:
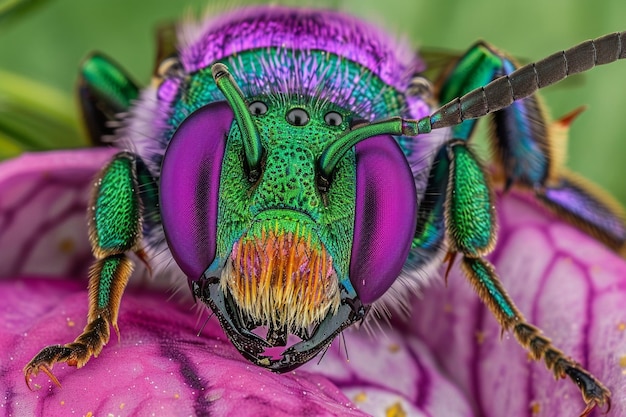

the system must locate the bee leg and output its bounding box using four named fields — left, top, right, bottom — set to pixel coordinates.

left=24, top=152, right=150, bottom=389
left=442, top=139, right=610, bottom=416
left=536, top=166, right=626, bottom=253
left=461, top=257, right=611, bottom=417
left=439, top=40, right=626, bottom=252
left=437, top=40, right=556, bottom=190
left=78, top=53, right=139, bottom=145
left=409, top=146, right=448, bottom=270
left=436, top=41, right=516, bottom=144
